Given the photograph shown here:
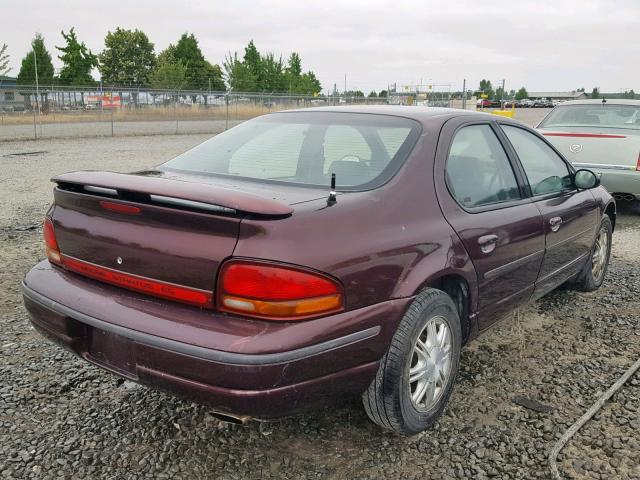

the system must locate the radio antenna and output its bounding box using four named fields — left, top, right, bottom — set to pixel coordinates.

left=327, top=173, right=337, bottom=205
